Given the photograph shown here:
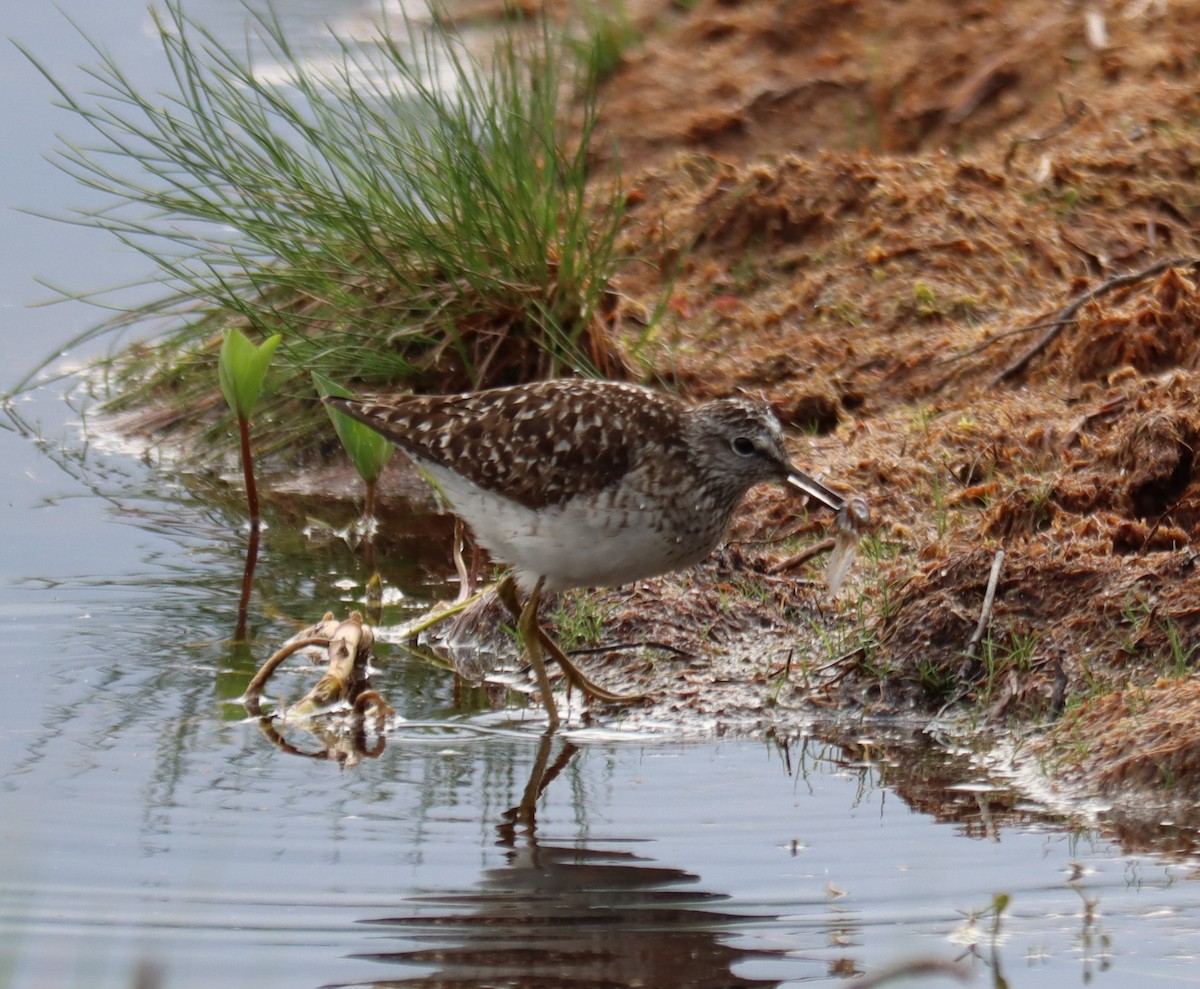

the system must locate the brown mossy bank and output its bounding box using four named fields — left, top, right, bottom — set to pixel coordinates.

left=585, top=0, right=1200, bottom=814
left=102, top=0, right=1200, bottom=819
